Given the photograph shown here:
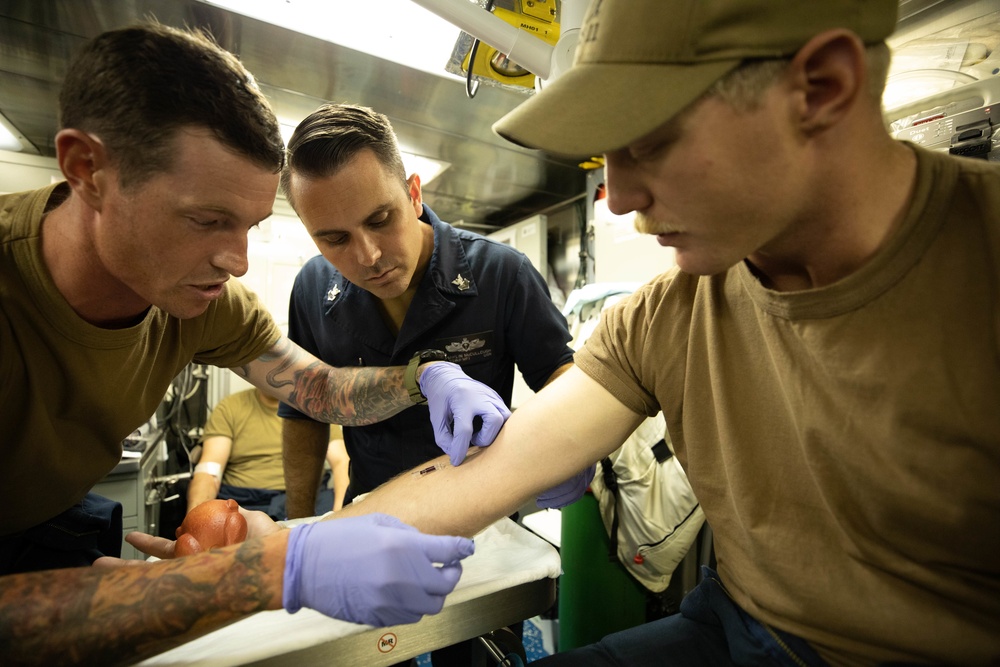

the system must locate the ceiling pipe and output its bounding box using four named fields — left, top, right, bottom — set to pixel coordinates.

left=410, top=0, right=589, bottom=82
left=546, top=0, right=587, bottom=83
